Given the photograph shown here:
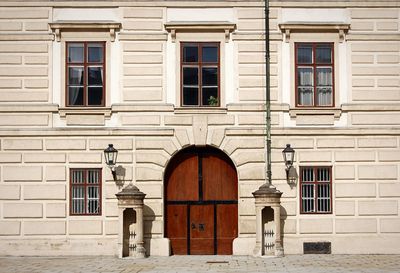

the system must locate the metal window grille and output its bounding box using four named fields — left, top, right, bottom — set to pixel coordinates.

left=300, top=167, right=332, bottom=214
left=70, top=169, right=101, bottom=215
